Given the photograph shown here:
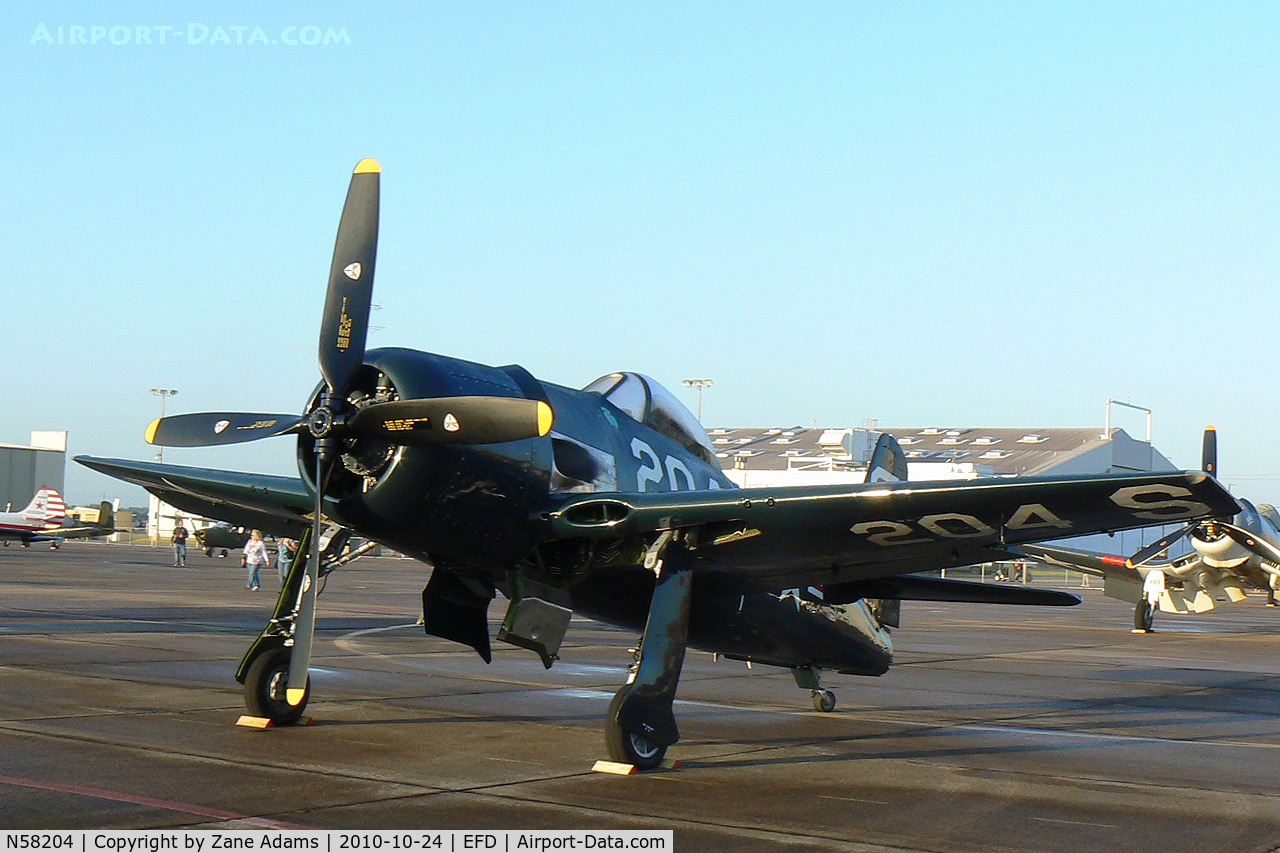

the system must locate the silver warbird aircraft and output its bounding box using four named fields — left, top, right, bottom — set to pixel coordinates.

left=78, top=160, right=1239, bottom=769
left=1023, top=427, right=1280, bottom=632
